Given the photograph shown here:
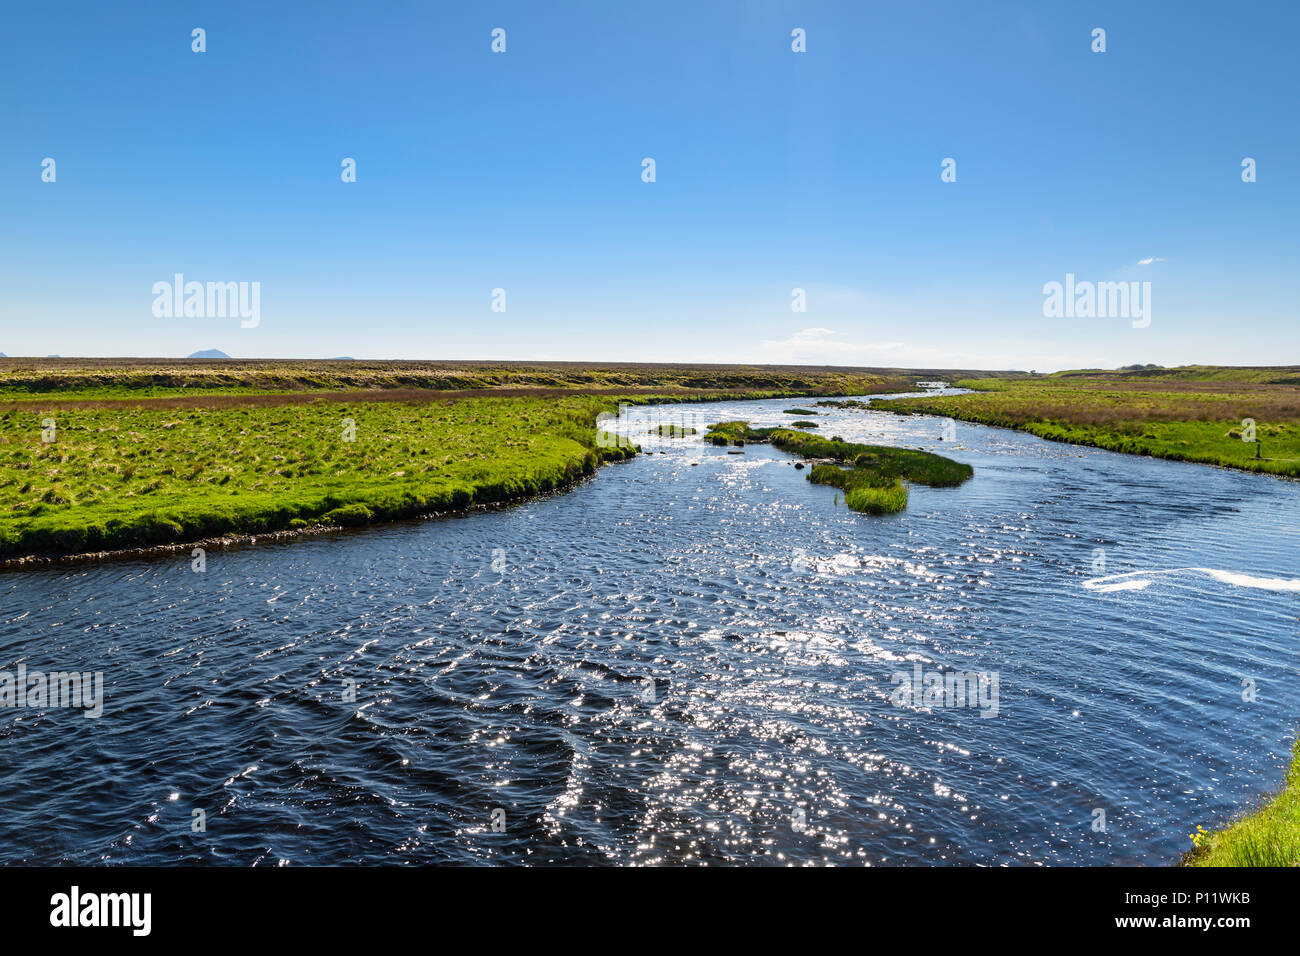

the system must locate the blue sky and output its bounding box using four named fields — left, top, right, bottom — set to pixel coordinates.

left=1, top=0, right=1296, bottom=371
